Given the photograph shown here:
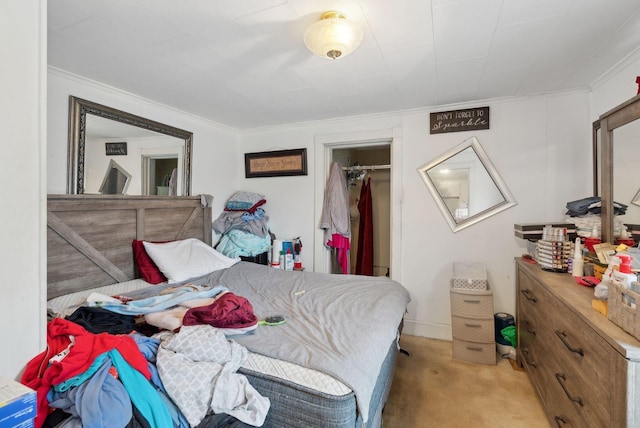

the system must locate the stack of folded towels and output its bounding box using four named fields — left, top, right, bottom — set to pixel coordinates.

left=213, top=191, right=271, bottom=260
